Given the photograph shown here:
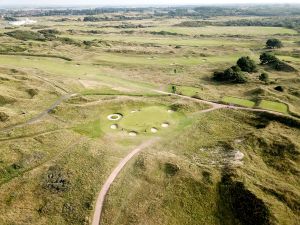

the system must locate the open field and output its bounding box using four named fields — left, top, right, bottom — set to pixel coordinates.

left=0, top=5, right=299, bottom=225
